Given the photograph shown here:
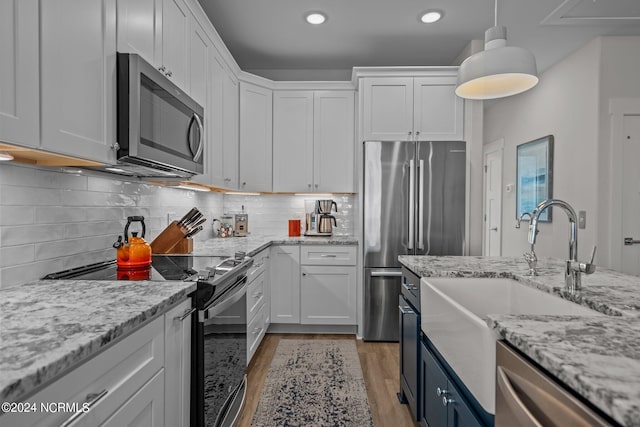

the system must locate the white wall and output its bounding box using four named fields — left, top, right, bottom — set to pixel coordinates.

left=0, top=162, right=356, bottom=290
left=484, top=38, right=602, bottom=261
left=484, top=36, right=640, bottom=267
